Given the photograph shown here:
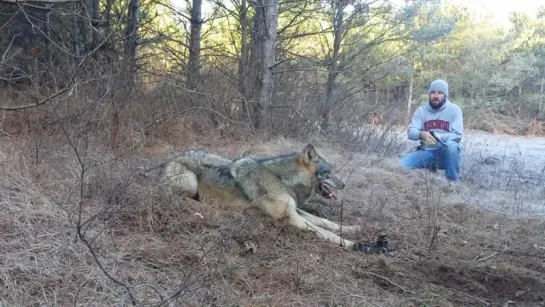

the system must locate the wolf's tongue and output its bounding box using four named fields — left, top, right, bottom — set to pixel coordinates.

left=322, top=183, right=338, bottom=200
